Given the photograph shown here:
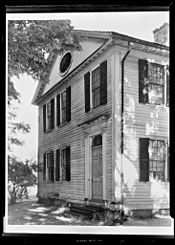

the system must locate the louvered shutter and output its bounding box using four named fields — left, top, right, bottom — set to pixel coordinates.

left=84, top=72, right=90, bottom=112
left=167, top=145, right=170, bottom=181
left=50, top=151, right=54, bottom=182
left=43, top=104, right=46, bottom=132
left=66, top=146, right=71, bottom=181
left=56, top=149, right=60, bottom=181
left=51, top=99, right=54, bottom=129
left=139, top=59, right=149, bottom=104
left=57, top=94, right=60, bottom=126
left=43, top=153, right=46, bottom=181
left=139, top=138, right=149, bottom=182
left=166, top=65, right=169, bottom=107
left=66, top=86, right=71, bottom=121
left=100, top=60, right=107, bottom=105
